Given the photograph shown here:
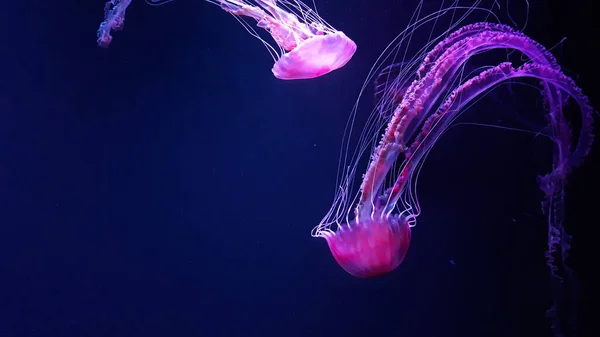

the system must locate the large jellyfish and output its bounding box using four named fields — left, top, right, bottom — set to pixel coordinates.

left=96, top=0, right=356, bottom=79
left=314, top=6, right=594, bottom=337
